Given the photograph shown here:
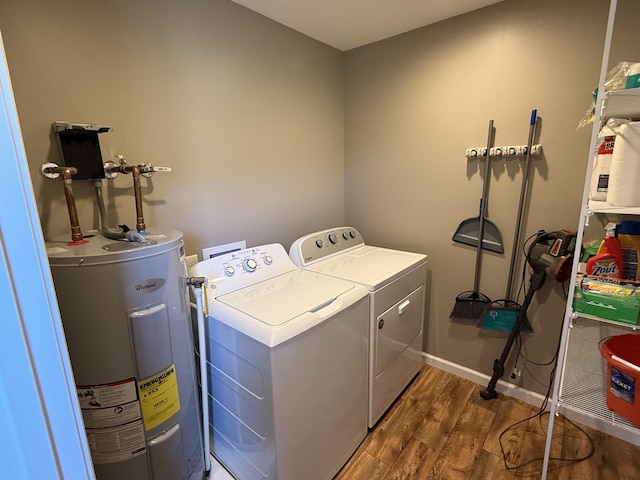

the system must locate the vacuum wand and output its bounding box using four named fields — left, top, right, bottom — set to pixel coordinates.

left=480, top=270, right=545, bottom=400
left=480, top=230, right=575, bottom=400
